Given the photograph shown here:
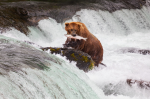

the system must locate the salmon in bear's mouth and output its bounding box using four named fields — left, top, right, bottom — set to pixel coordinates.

left=64, top=34, right=87, bottom=41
